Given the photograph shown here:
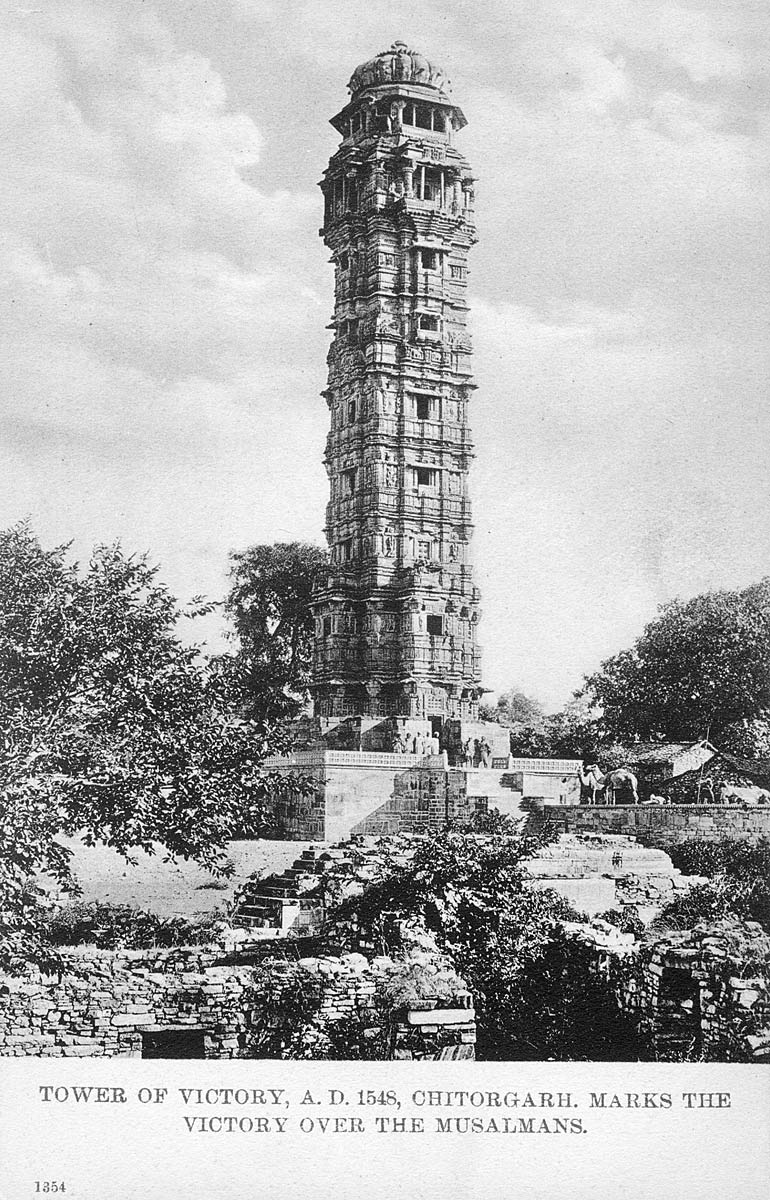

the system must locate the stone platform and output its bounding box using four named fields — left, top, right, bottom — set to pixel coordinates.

left=524, top=833, right=700, bottom=920
left=261, top=749, right=523, bottom=841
